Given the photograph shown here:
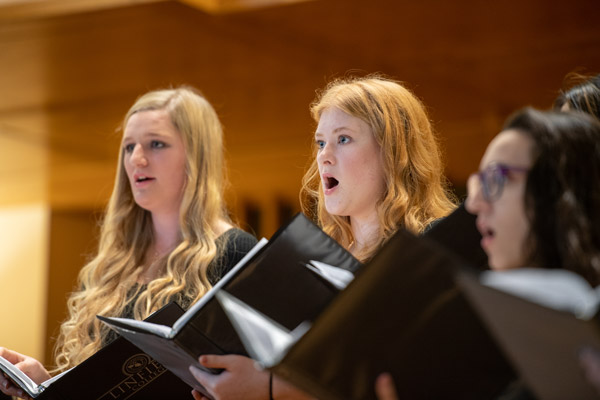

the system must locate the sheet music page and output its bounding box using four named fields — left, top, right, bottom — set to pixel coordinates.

left=305, top=260, right=354, bottom=290
left=481, top=268, right=600, bottom=319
